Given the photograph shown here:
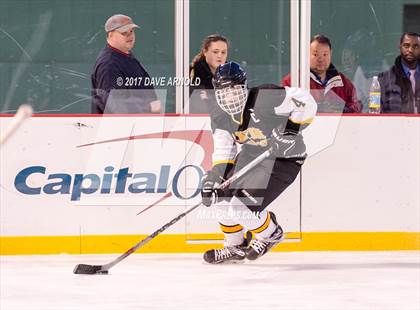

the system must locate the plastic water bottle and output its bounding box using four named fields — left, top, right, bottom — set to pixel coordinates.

left=368, top=76, right=381, bottom=114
